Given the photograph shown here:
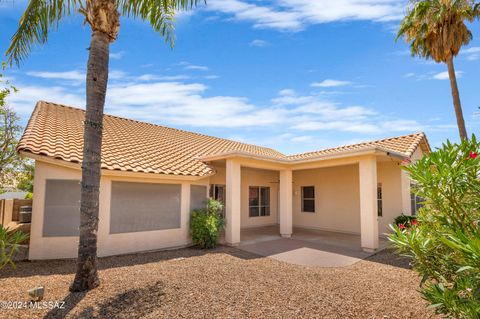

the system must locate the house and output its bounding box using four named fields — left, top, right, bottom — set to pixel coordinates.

left=18, top=101, right=430, bottom=260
